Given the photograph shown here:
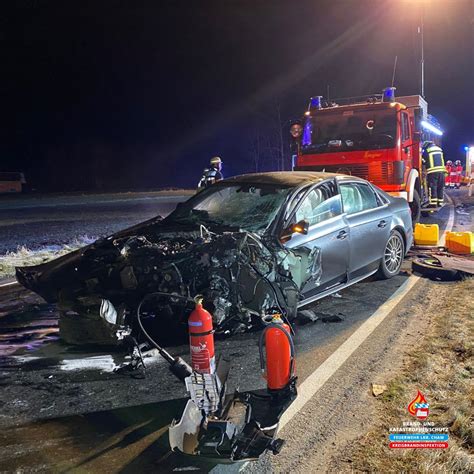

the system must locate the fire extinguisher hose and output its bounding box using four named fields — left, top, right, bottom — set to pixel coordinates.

left=136, top=292, right=194, bottom=381
left=258, top=323, right=296, bottom=378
